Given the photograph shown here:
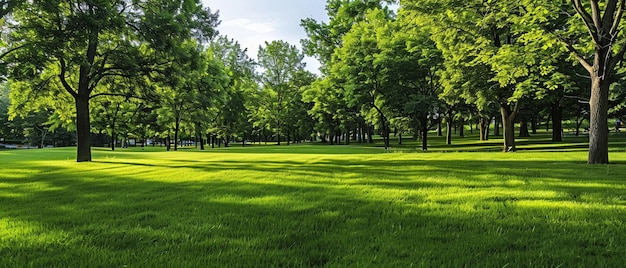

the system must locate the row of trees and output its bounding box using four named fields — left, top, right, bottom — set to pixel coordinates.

left=300, top=0, right=626, bottom=164
left=2, top=0, right=626, bottom=164
left=1, top=0, right=319, bottom=161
